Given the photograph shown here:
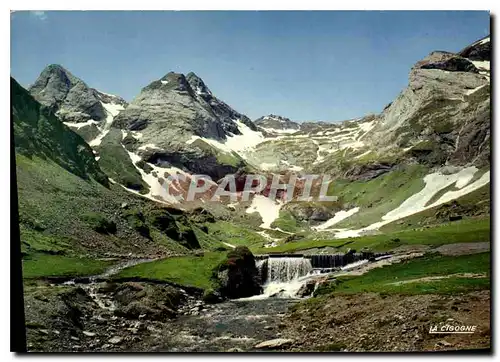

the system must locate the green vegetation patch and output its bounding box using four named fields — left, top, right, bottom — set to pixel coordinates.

left=270, top=211, right=303, bottom=233
left=206, top=221, right=268, bottom=247
left=23, top=253, right=114, bottom=279
left=116, top=252, right=226, bottom=289
left=81, top=212, right=117, bottom=234
left=97, top=128, right=148, bottom=192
